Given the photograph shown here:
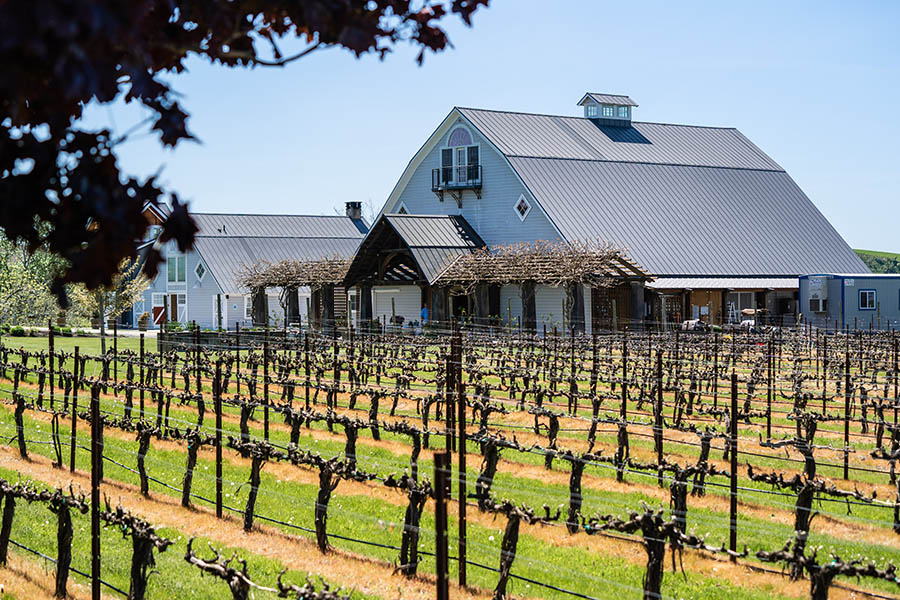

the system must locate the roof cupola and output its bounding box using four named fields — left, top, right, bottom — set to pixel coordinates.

left=577, top=92, right=637, bottom=126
